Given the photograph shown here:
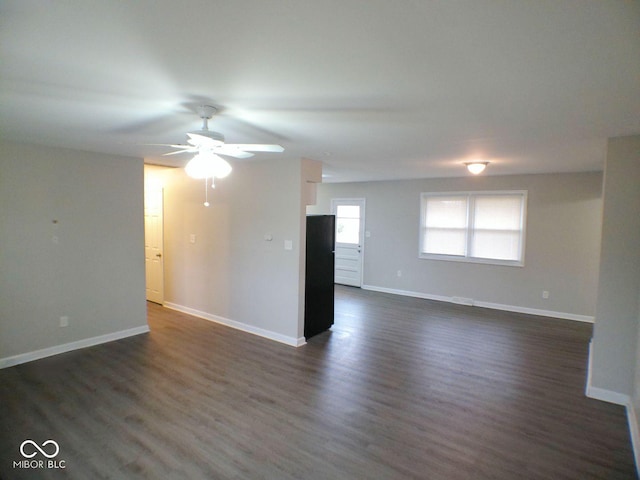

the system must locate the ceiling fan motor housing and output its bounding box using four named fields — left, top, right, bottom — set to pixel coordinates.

left=189, top=129, right=225, bottom=144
